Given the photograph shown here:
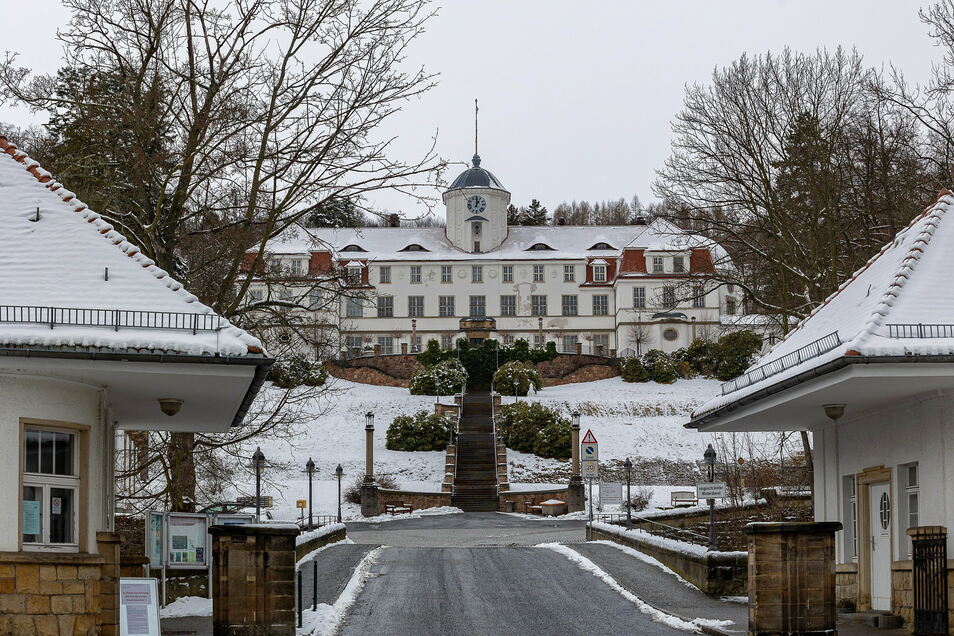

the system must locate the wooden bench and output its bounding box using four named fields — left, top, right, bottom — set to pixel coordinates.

left=523, top=501, right=543, bottom=515
left=384, top=501, right=413, bottom=515
left=670, top=491, right=698, bottom=507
